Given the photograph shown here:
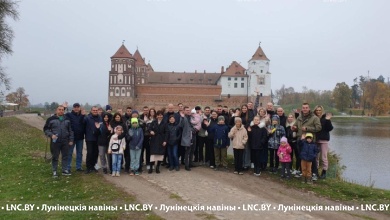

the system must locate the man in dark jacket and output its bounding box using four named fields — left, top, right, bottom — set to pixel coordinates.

left=65, top=103, right=85, bottom=172
left=43, top=105, right=74, bottom=177
left=84, top=106, right=102, bottom=174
